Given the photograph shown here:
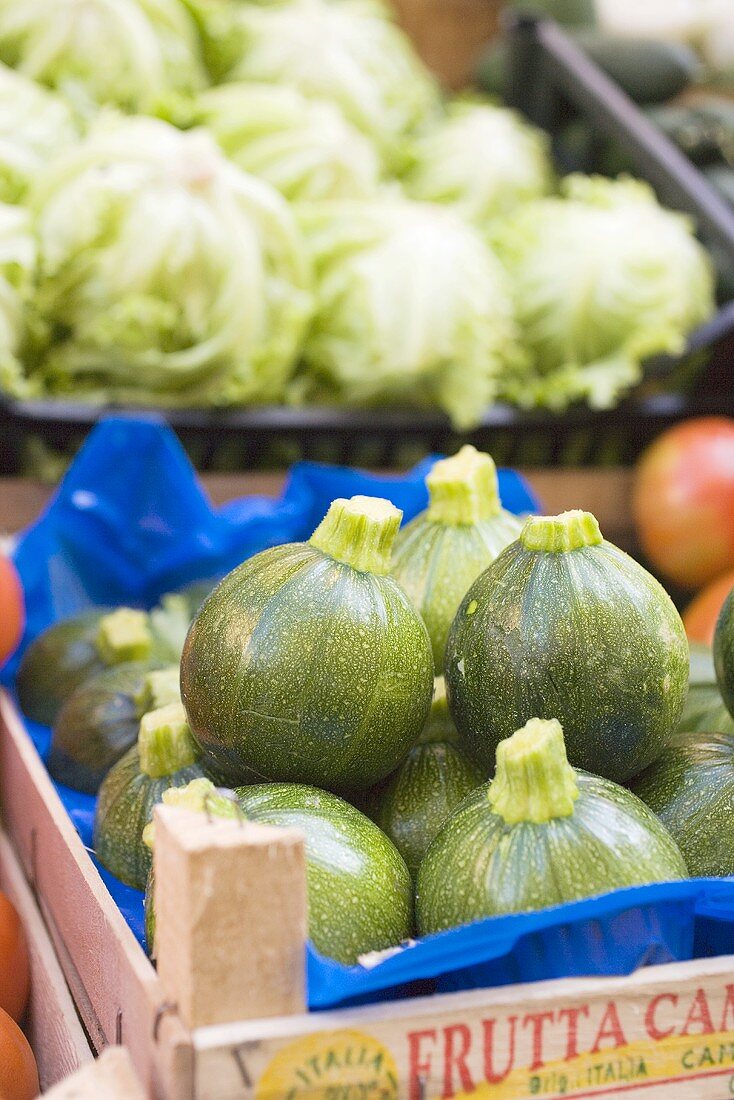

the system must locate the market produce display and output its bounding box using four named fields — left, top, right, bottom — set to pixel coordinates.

left=683, top=569, right=734, bottom=645
left=93, top=702, right=209, bottom=889
left=416, top=718, right=687, bottom=935
left=181, top=494, right=434, bottom=790
left=392, top=445, right=523, bottom=670
left=445, top=509, right=689, bottom=783
left=15, top=440, right=734, bottom=974
left=0, top=0, right=717, bottom=424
